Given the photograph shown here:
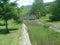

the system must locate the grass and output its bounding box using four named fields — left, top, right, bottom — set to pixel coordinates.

left=40, top=14, right=51, bottom=21
left=24, top=20, right=60, bottom=45
left=40, top=14, right=60, bottom=26
left=23, top=20, right=39, bottom=26
left=28, top=24, right=60, bottom=45
left=0, top=19, right=22, bottom=45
